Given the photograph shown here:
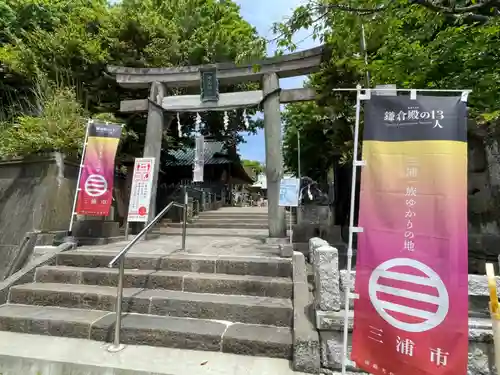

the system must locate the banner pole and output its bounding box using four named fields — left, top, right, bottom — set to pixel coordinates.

left=68, top=119, right=92, bottom=235
left=341, top=85, right=363, bottom=374
left=289, top=206, right=293, bottom=244
left=297, top=130, right=301, bottom=182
